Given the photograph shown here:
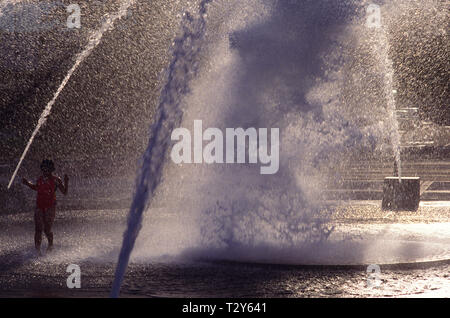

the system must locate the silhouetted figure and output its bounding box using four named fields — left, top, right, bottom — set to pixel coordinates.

left=22, top=159, right=69, bottom=256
